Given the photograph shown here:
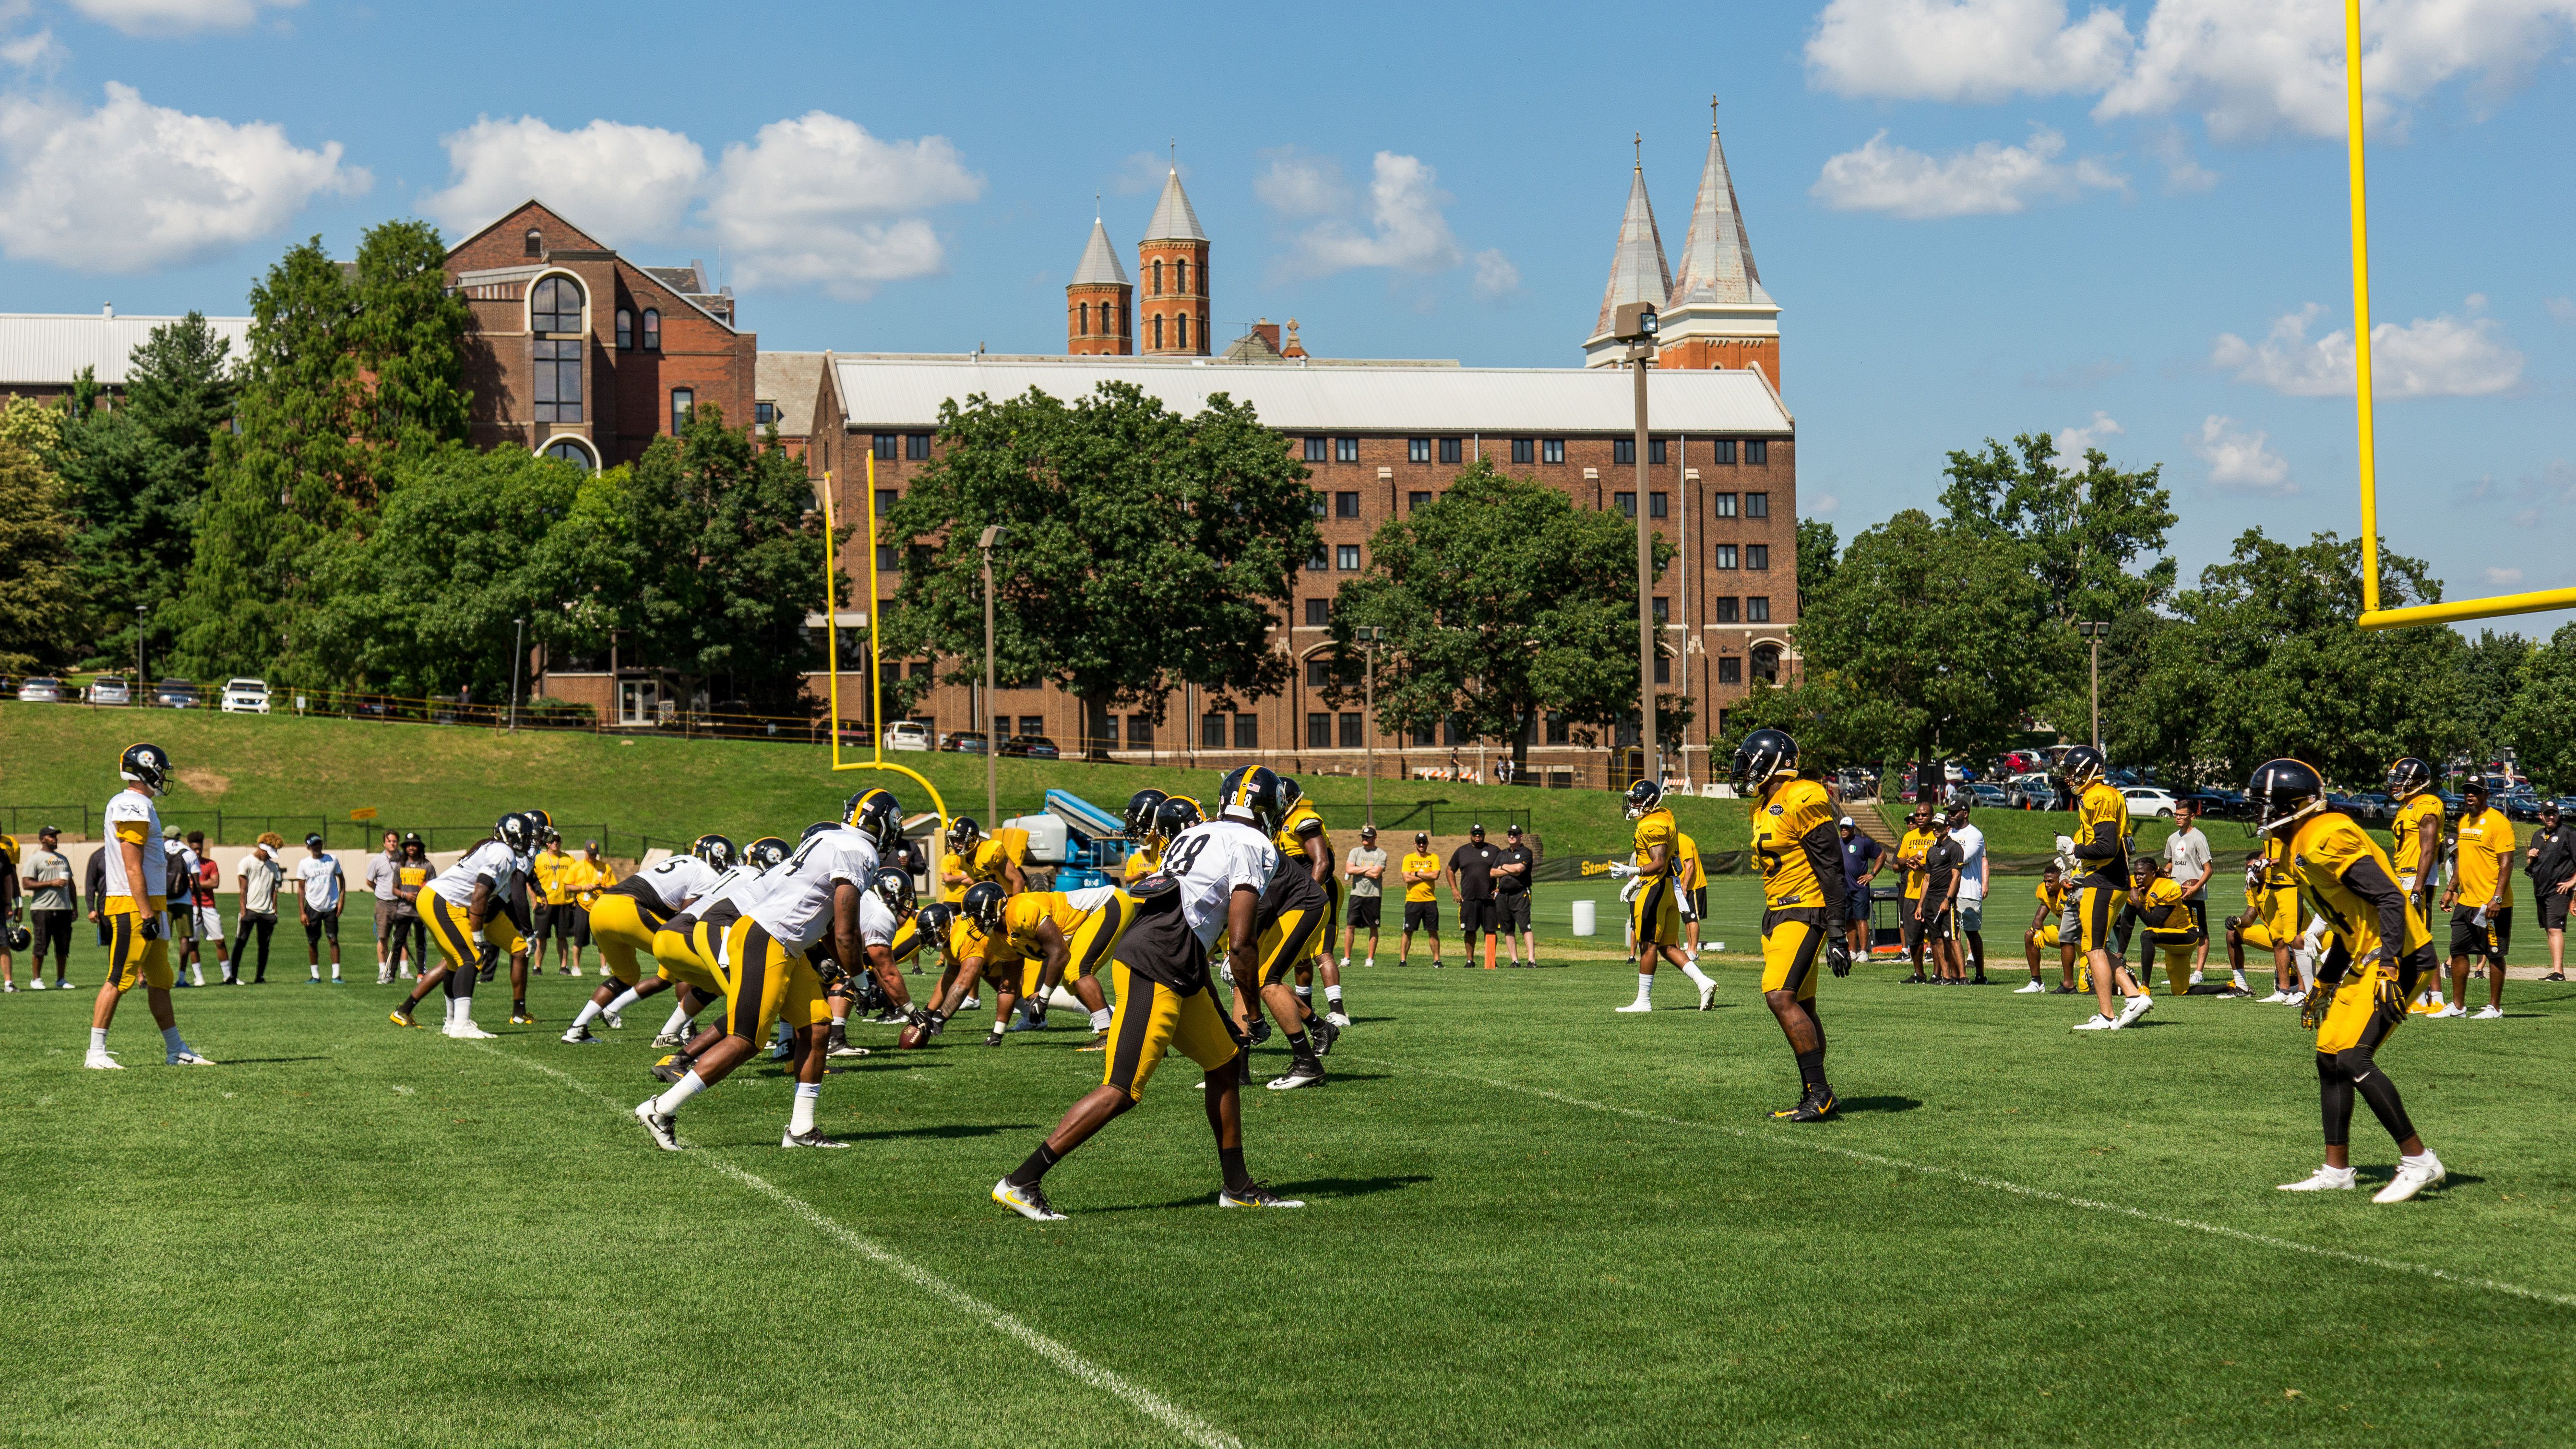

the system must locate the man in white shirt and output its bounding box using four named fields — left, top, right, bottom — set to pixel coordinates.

left=990, top=765, right=1301, bottom=1220
left=363, top=831, right=402, bottom=984
left=2163, top=800, right=2231, bottom=991
left=1945, top=797, right=1992, bottom=985
left=295, top=834, right=346, bottom=984
left=86, top=742, right=215, bottom=1069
